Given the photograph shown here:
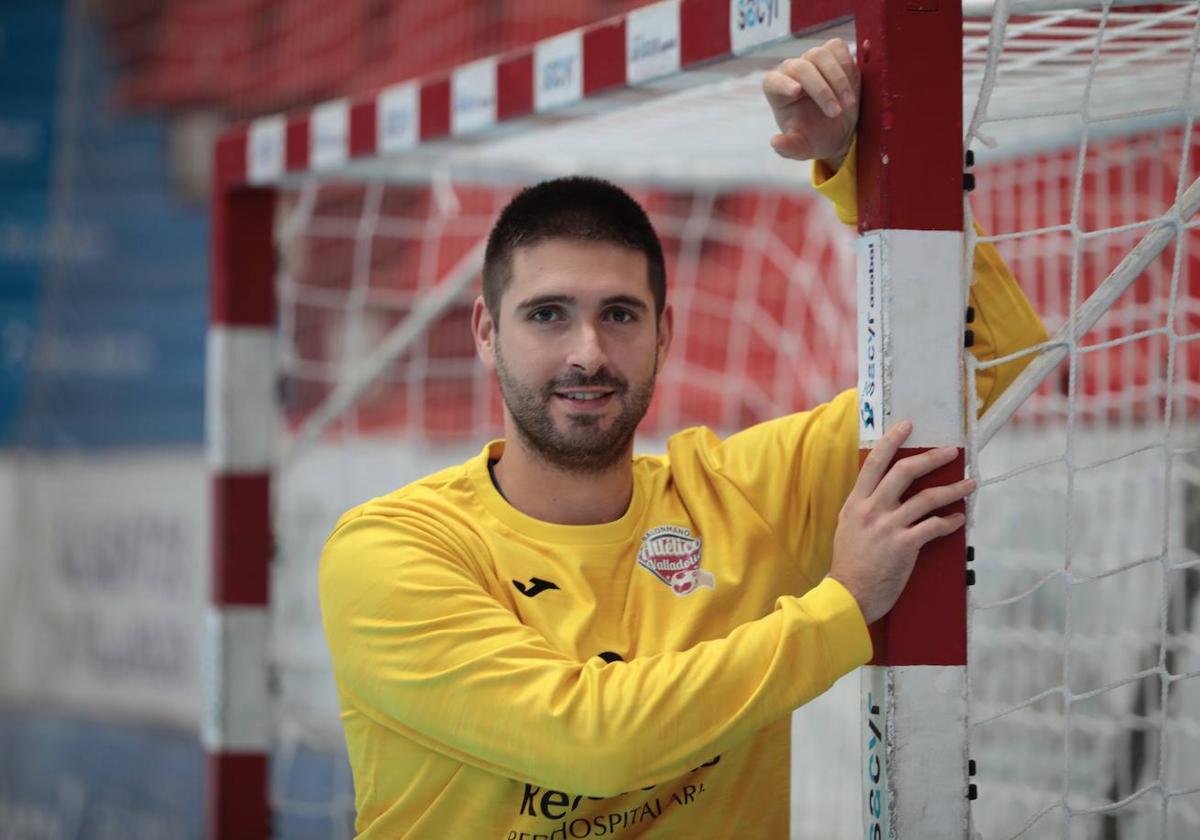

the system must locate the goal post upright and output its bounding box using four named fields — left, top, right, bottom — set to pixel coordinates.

left=206, top=133, right=276, bottom=840
left=854, top=2, right=971, bottom=839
